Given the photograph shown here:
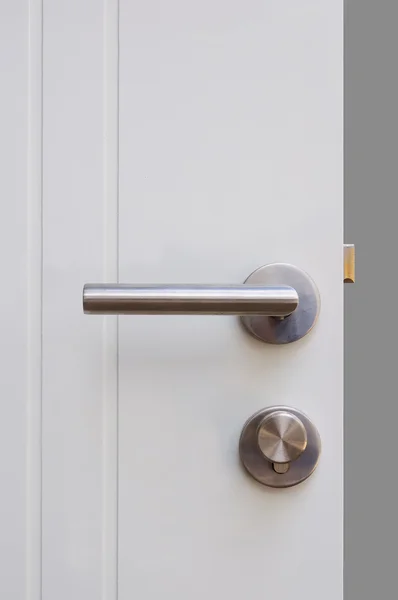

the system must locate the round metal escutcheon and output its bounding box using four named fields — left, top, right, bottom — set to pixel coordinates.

left=239, top=406, right=321, bottom=488
left=241, top=263, right=320, bottom=344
